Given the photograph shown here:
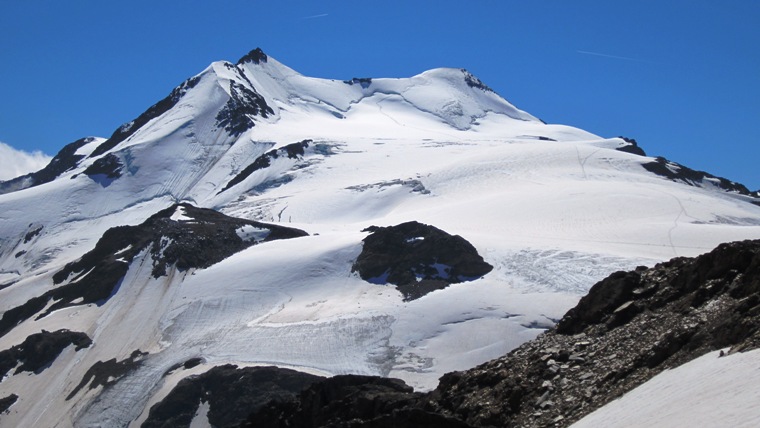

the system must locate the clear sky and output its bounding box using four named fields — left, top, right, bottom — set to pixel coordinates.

left=1, top=1, right=758, bottom=189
